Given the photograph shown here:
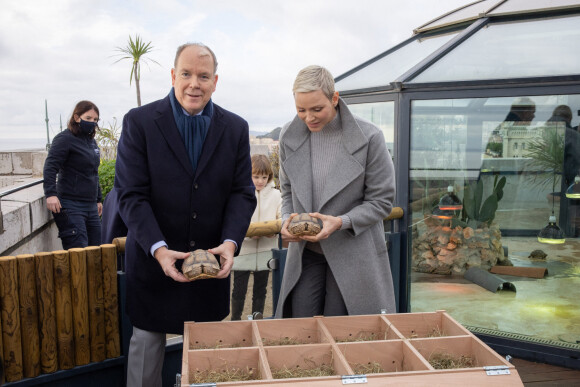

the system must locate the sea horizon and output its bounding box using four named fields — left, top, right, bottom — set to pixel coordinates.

left=0, top=137, right=48, bottom=151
